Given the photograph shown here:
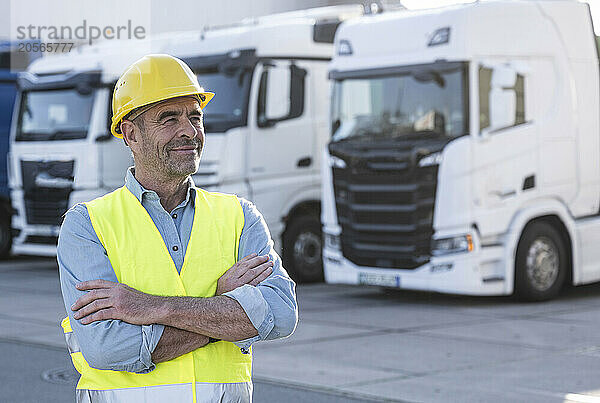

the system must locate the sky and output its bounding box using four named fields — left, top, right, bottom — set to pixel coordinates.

left=401, top=0, right=600, bottom=34
left=2, top=0, right=599, bottom=40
